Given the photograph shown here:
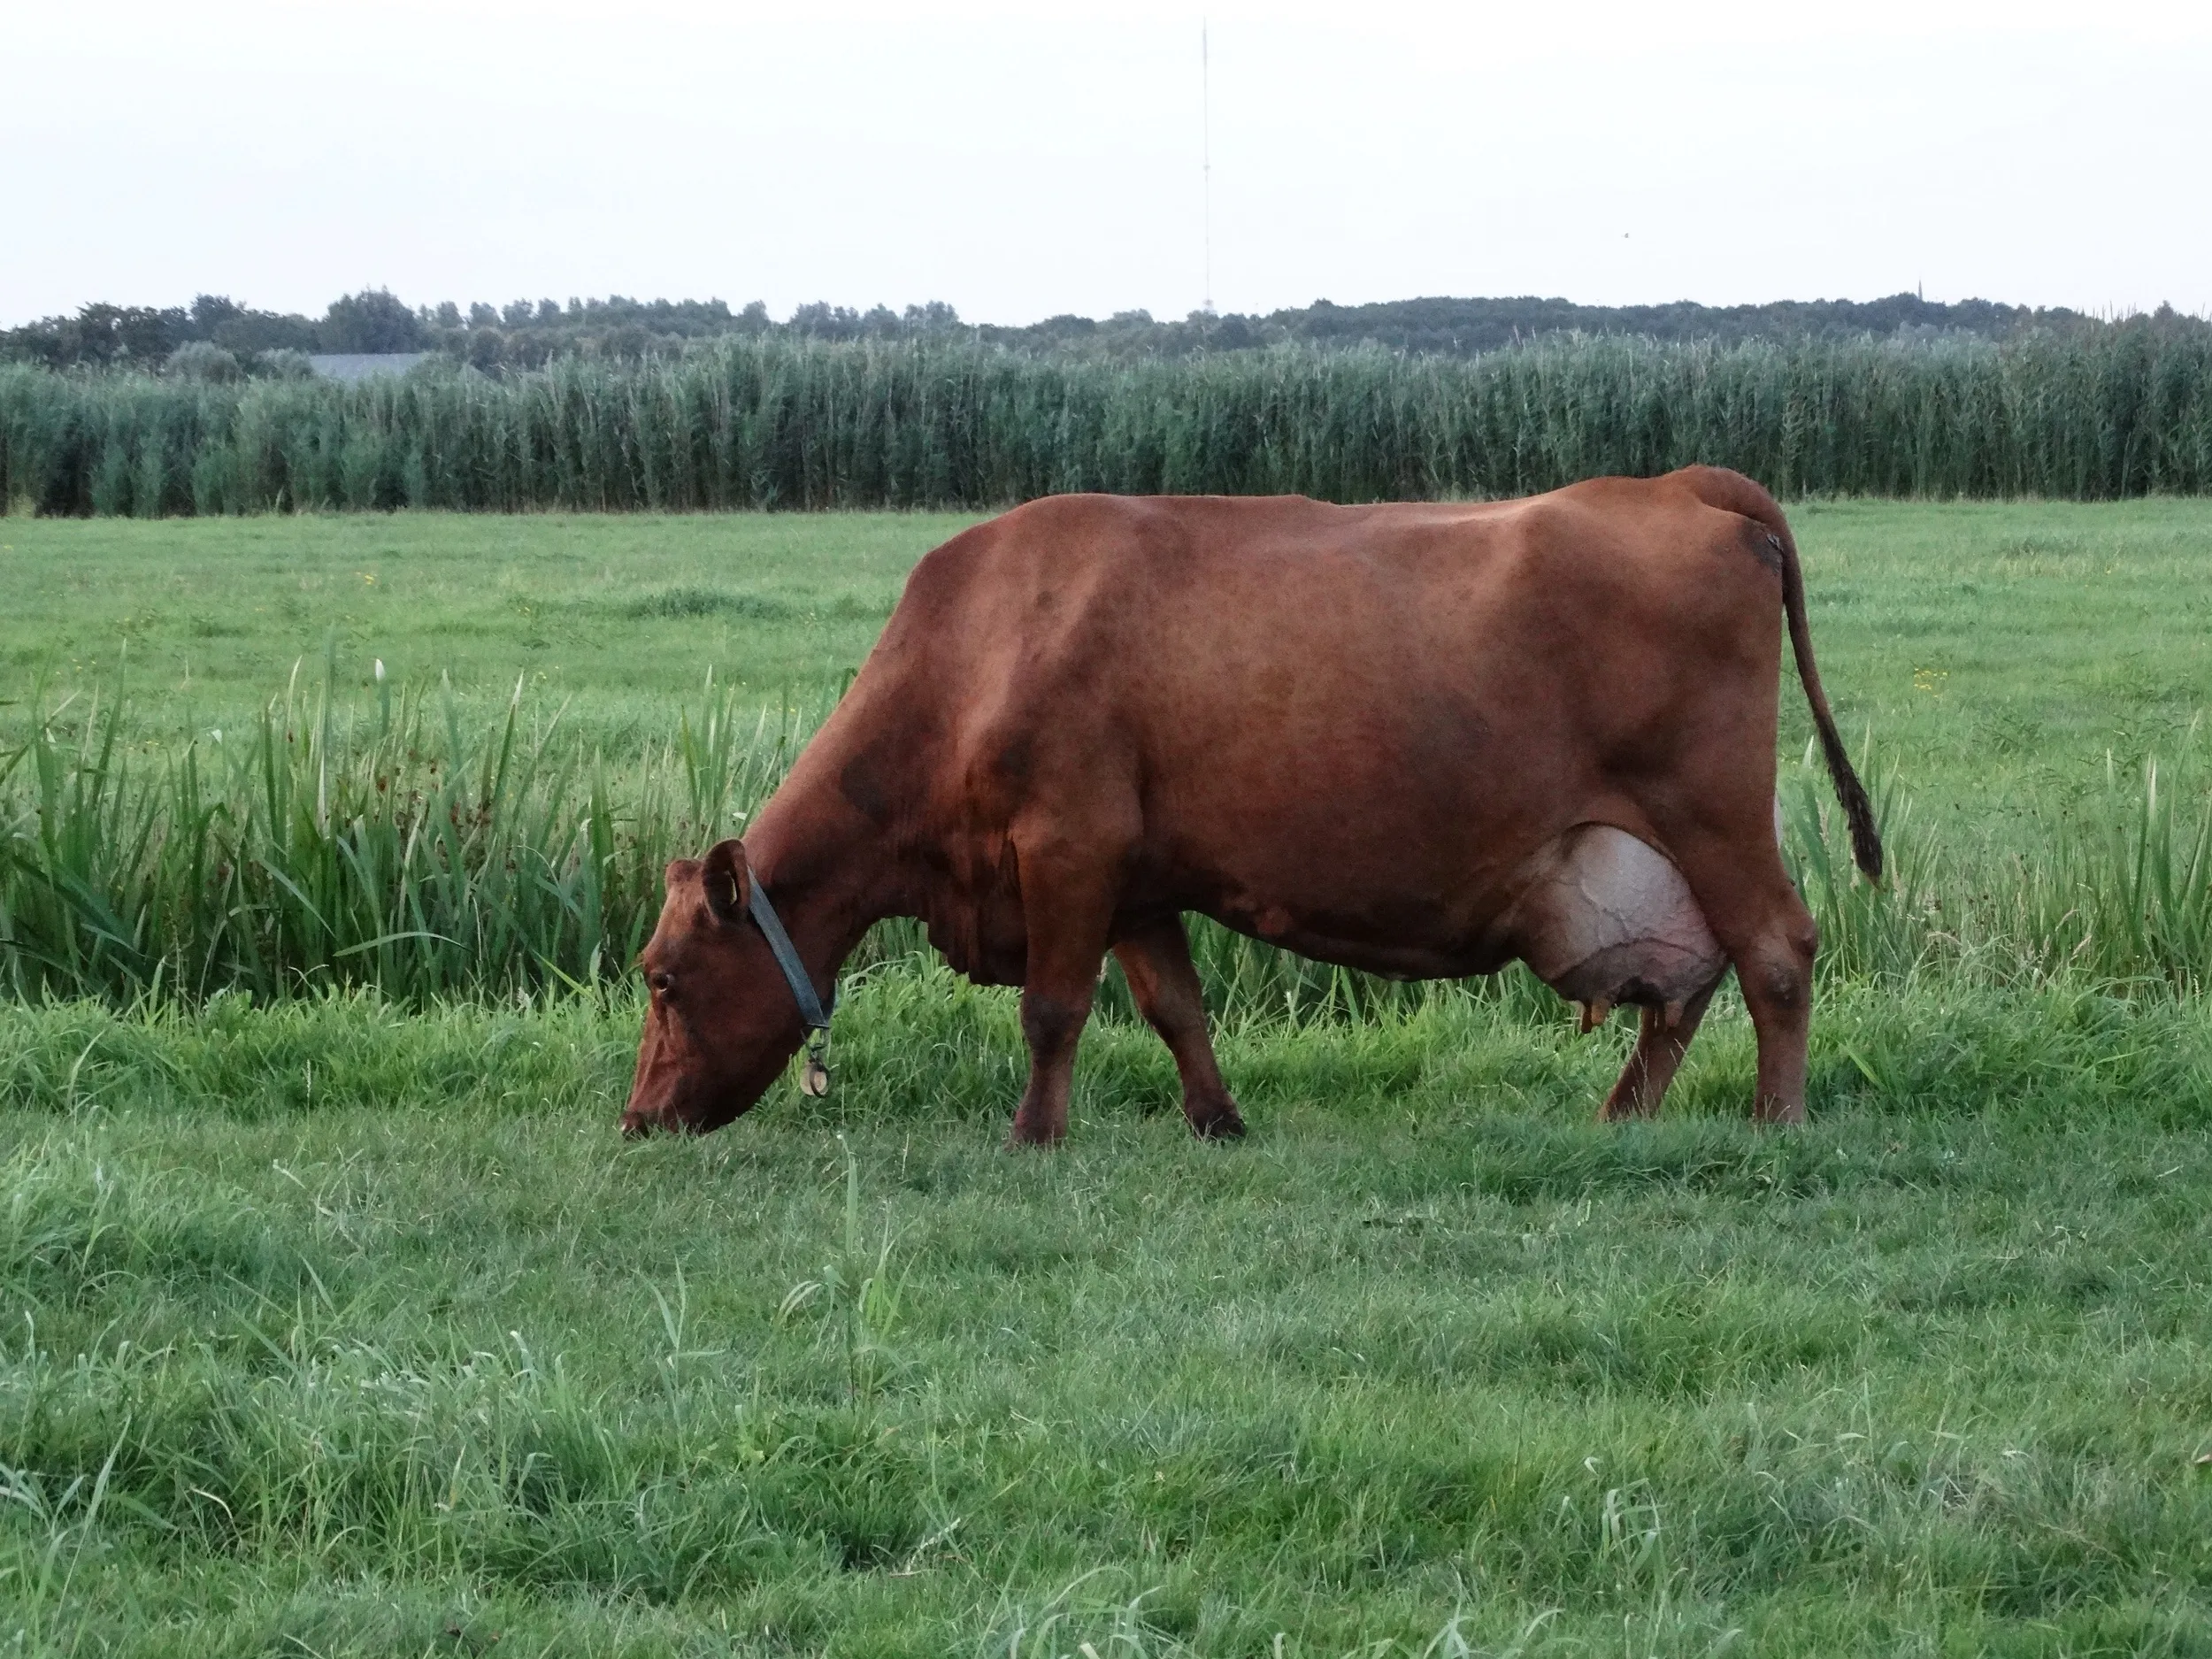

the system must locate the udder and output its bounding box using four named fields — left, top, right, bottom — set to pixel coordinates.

left=1503, top=825, right=1724, bottom=1017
